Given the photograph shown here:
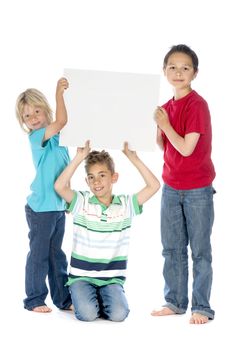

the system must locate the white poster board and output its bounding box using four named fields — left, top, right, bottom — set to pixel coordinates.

left=60, top=69, right=160, bottom=151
